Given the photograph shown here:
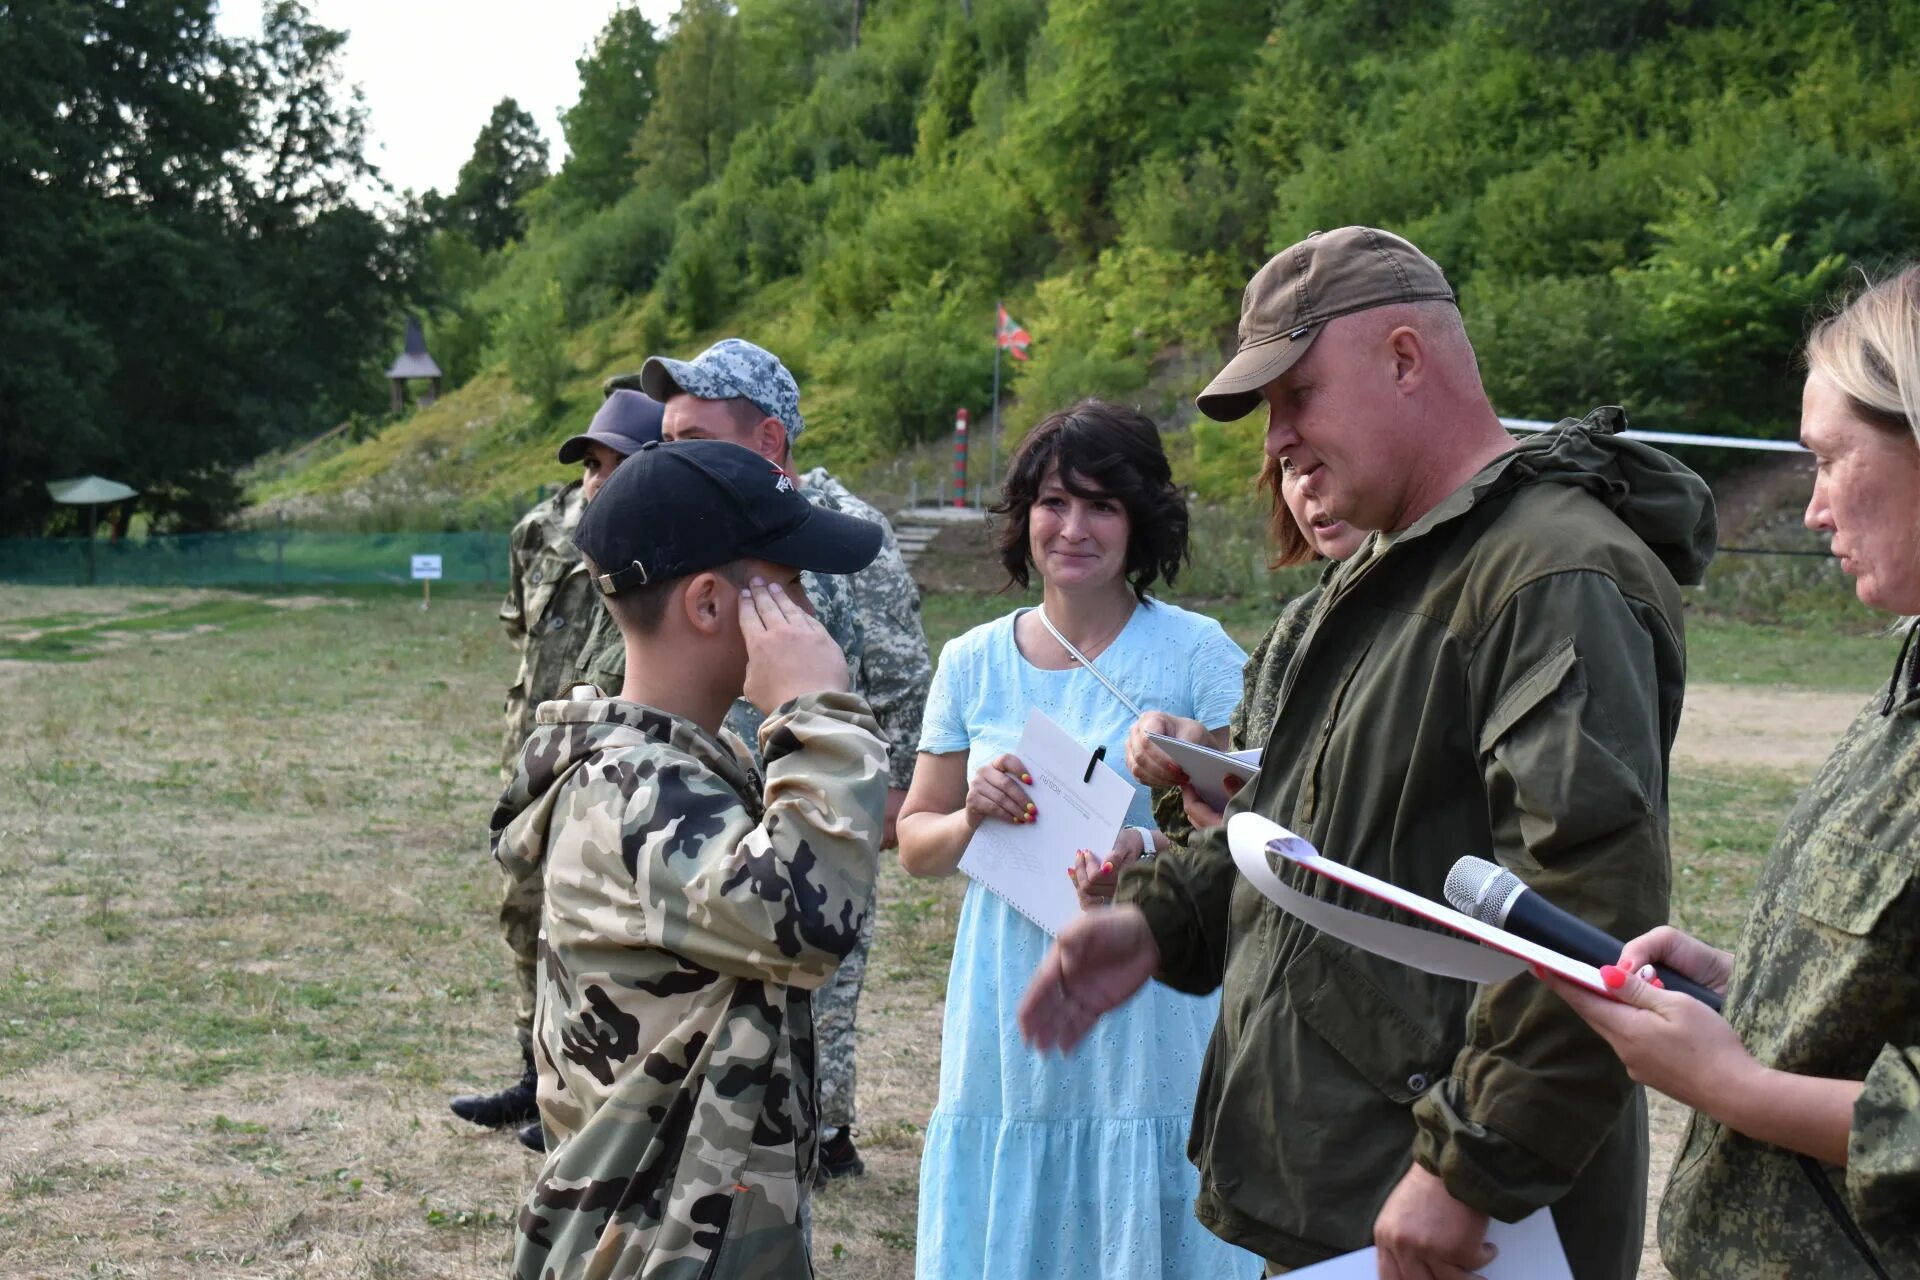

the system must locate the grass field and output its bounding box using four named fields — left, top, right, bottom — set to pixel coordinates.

left=0, top=583, right=1893, bottom=1278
